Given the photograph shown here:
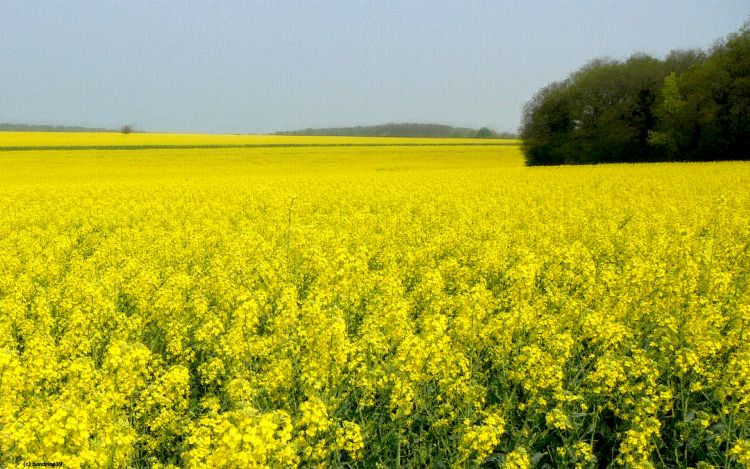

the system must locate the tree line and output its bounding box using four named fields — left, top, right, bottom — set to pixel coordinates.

left=520, top=22, right=749, bottom=165
left=0, top=123, right=113, bottom=132
left=276, top=123, right=516, bottom=139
